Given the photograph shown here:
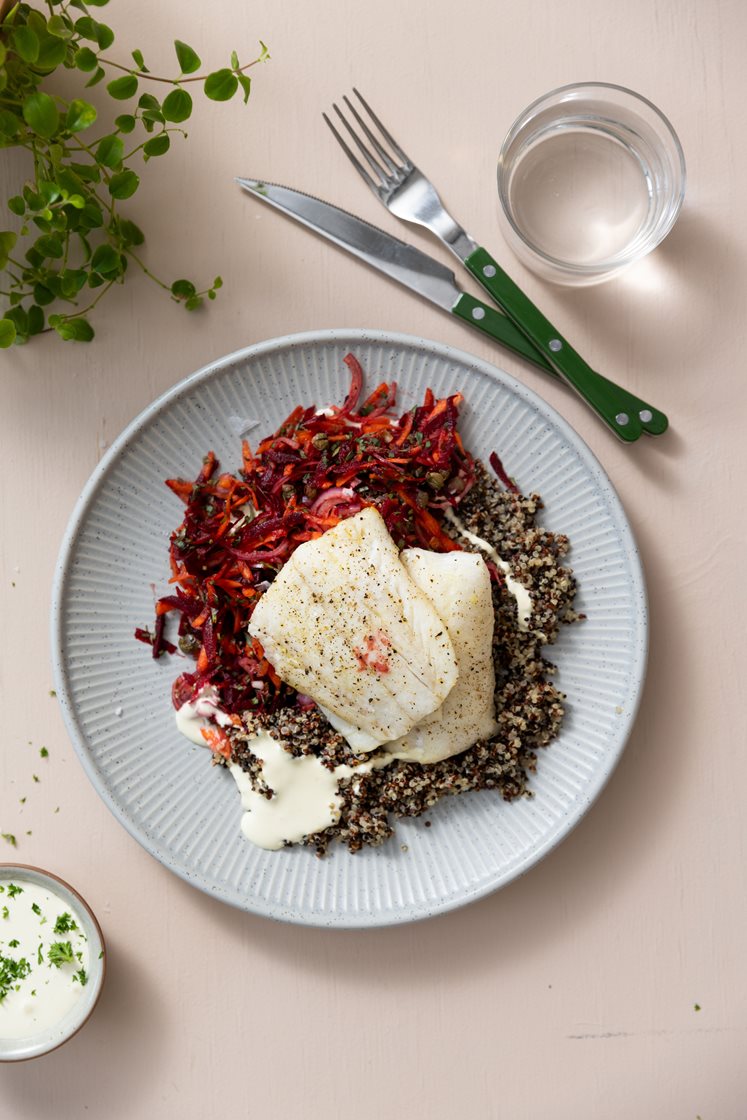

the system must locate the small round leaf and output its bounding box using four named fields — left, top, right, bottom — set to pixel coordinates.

left=96, top=134, right=124, bottom=168
left=0, top=319, right=16, bottom=348
left=117, top=218, right=144, bottom=246
left=162, top=88, right=192, bottom=123
left=33, top=283, right=55, bottom=306
left=35, top=35, right=68, bottom=70
left=54, top=317, right=95, bottom=342
left=174, top=39, right=201, bottom=74
left=106, top=74, right=139, bottom=100
left=170, top=279, right=196, bottom=298
left=85, top=67, right=106, bottom=89
left=12, top=26, right=40, bottom=64
left=8, top=196, right=25, bottom=217
left=204, top=69, right=238, bottom=101
left=35, top=233, right=64, bottom=259
left=0, top=109, right=19, bottom=138
left=108, top=169, right=140, bottom=199
left=143, top=133, right=170, bottom=159
left=95, top=23, right=114, bottom=50
left=22, top=92, right=60, bottom=139
left=238, top=74, right=252, bottom=104
left=74, top=46, right=98, bottom=72
left=0, top=230, right=17, bottom=268
left=27, top=305, right=45, bottom=336
left=66, top=99, right=98, bottom=132
left=114, top=114, right=137, bottom=134
left=47, top=14, right=73, bottom=39
left=91, top=243, right=121, bottom=274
